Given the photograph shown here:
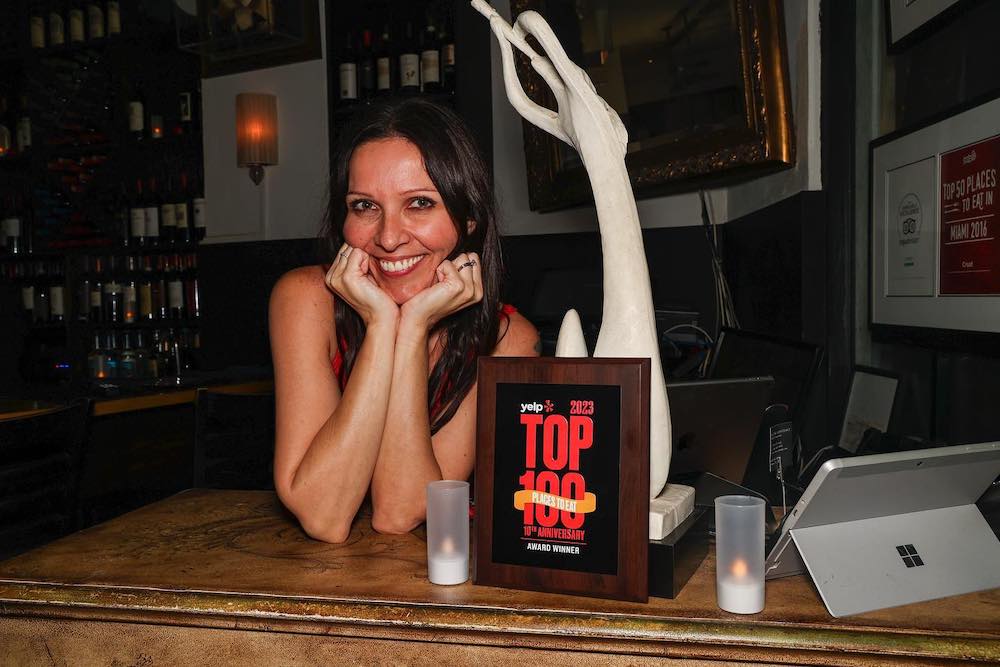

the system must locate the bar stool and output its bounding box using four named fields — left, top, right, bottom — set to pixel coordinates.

left=0, top=400, right=92, bottom=560
left=194, top=388, right=275, bottom=490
